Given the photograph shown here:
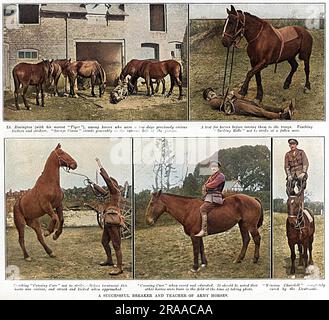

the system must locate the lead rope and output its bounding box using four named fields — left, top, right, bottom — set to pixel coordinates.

left=221, top=46, right=235, bottom=112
